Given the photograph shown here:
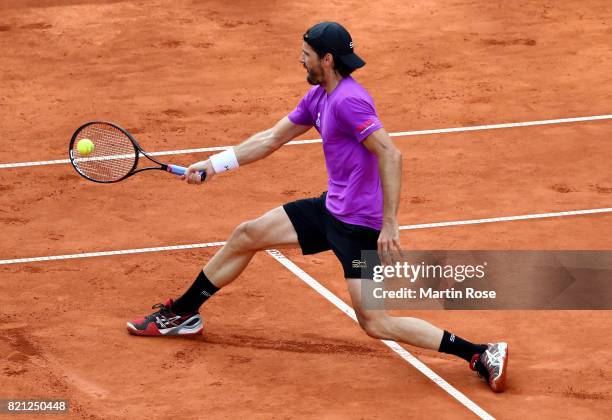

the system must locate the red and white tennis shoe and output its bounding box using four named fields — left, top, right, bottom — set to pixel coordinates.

left=470, top=342, right=509, bottom=392
left=127, top=299, right=203, bottom=336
